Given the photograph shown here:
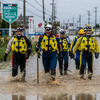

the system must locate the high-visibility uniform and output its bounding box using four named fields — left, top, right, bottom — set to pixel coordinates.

left=73, top=35, right=99, bottom=75
left=59, top=38, right=69, bottom=75
left=41, top=35, right=58, bottom=52
left=70, top=36, right=80, bottom=69
left=60, top=38, right=69, bottom=51
left=37, top=33, right=61, bottom=76
left=5, top=35, right=32, bottom=77
left=11, top=37, right=27, bottom=54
